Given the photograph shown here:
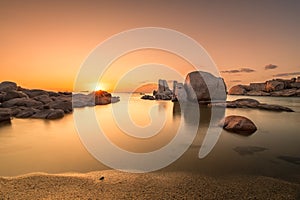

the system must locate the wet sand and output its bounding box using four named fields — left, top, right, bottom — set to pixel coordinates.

left=0, top=170, right=299, bottom=200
